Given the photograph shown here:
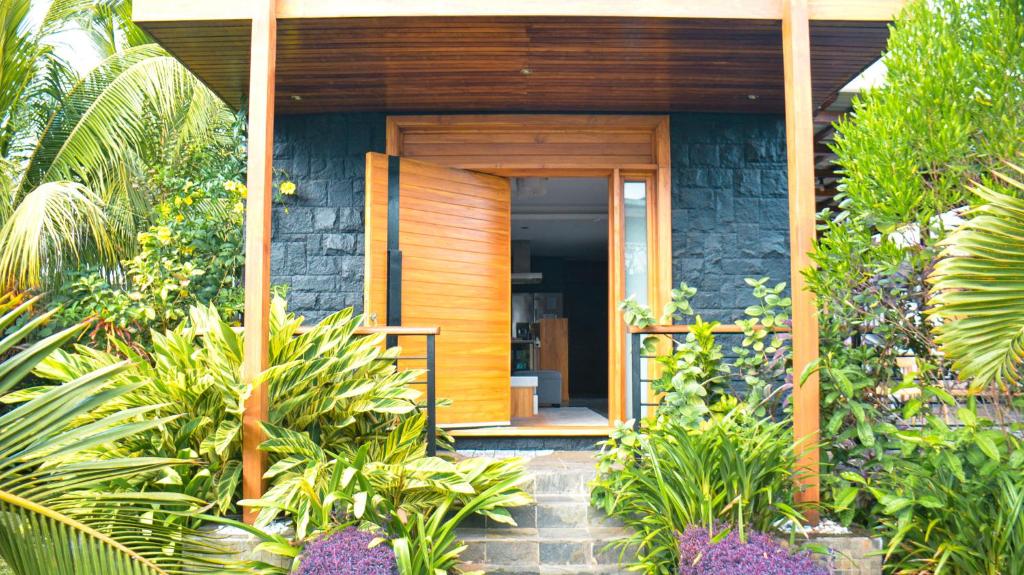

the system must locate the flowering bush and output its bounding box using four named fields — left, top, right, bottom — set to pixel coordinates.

left=295, top=527, right=398, bottom=575
left=51, top=180, right=248, bottom=347
left=677, top=526, right=827, bottom=575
